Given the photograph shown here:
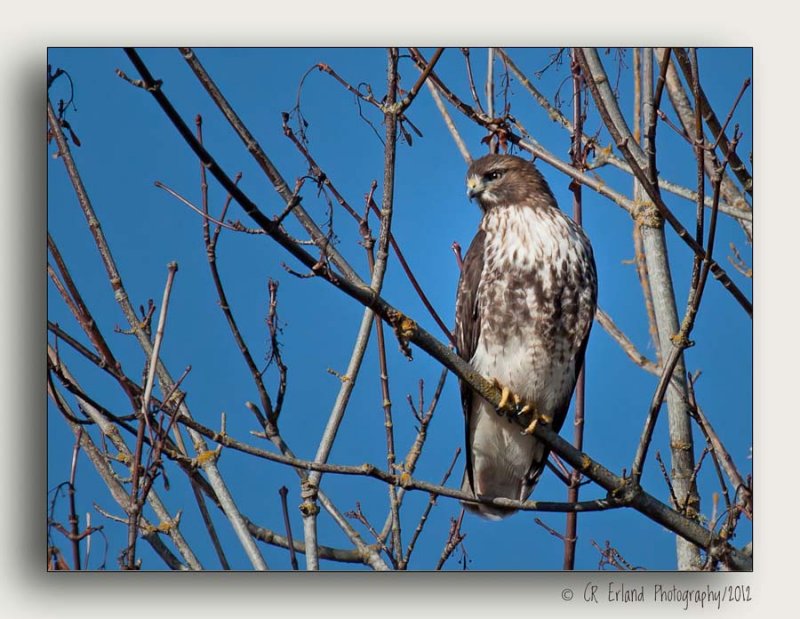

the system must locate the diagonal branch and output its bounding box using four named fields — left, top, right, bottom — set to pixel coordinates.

left=398, top=47, right=445, bottom=112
